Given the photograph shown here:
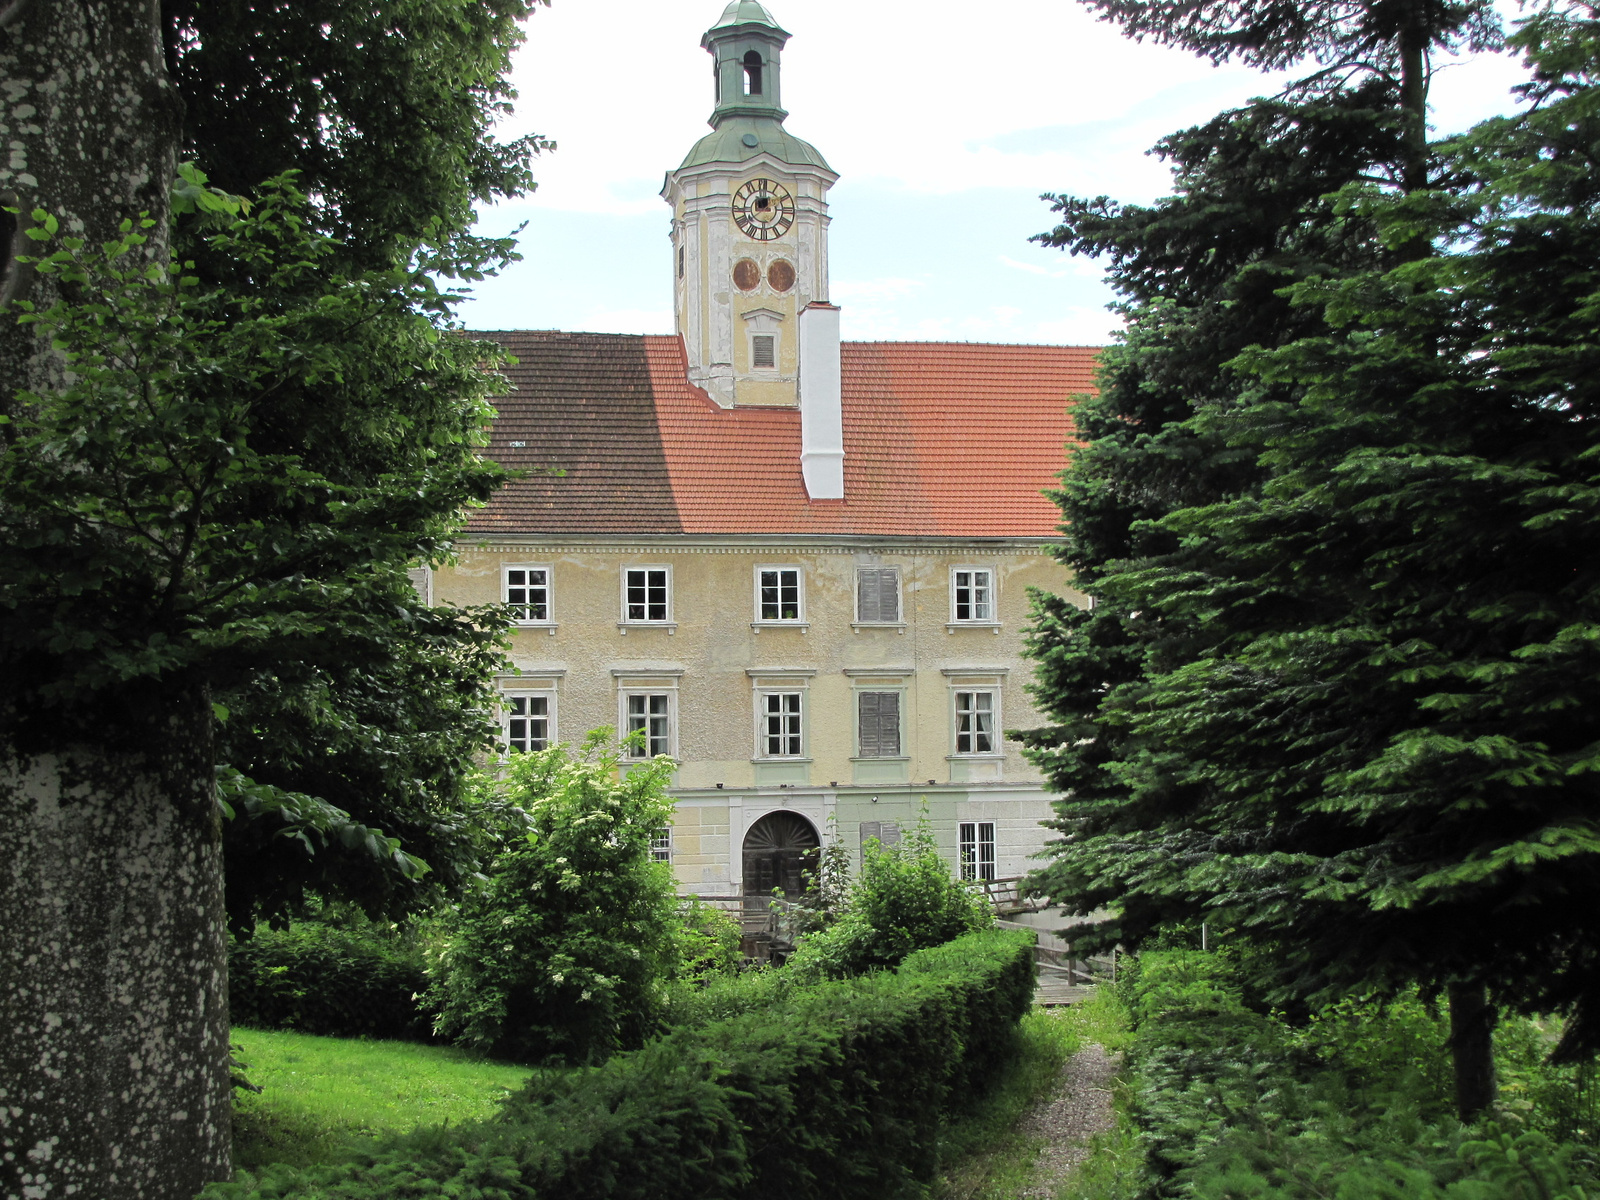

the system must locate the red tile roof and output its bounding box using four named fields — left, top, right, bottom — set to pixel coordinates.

left=467, top=332, right=1095, bottom=538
